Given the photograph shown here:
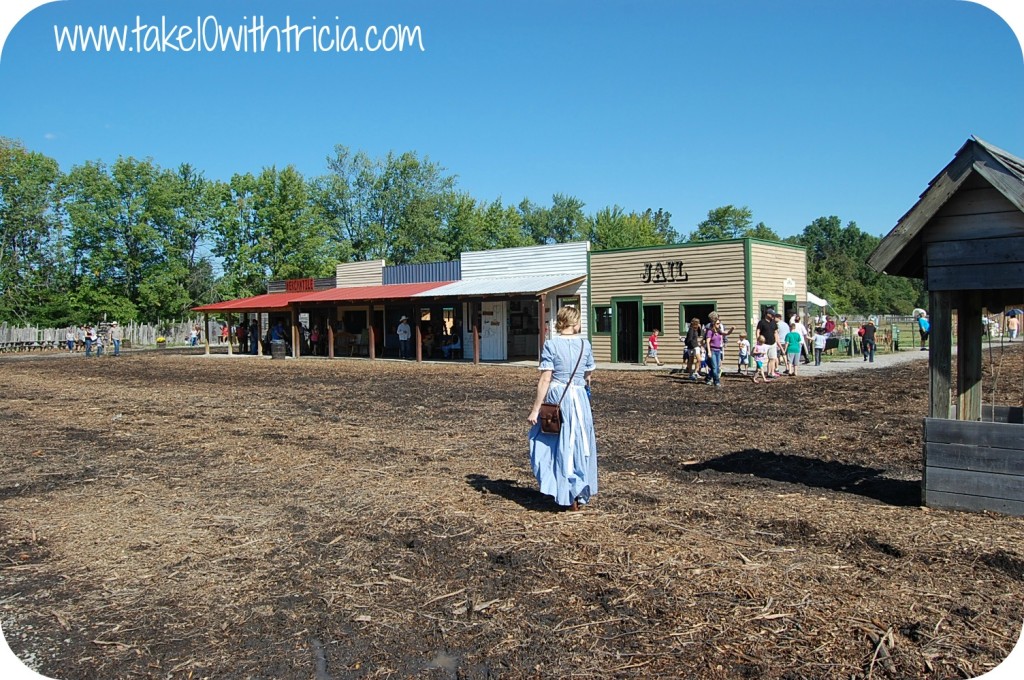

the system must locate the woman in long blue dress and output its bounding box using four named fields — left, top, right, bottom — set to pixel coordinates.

left=526, top=306, right=598, bottom=510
